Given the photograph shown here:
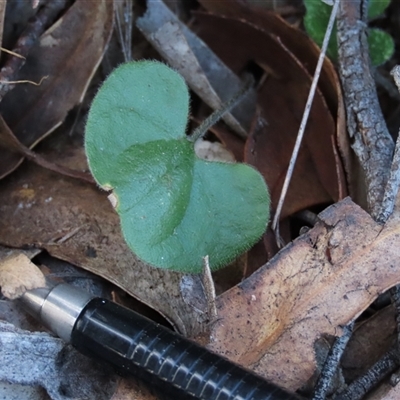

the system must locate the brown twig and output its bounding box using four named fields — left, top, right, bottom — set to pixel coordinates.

left=313, top=322, right=354, bottom=400
left=333, top=348, right=400, bottom=400
left=0, top=0, right=68, bottom=101
left=376, top=132, right=400, bottom=223
left=336, top=0, right=394, bottom=220
left=375, top=66, right=400, bottom=223
left=390, top=286, right=400, bottom=352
